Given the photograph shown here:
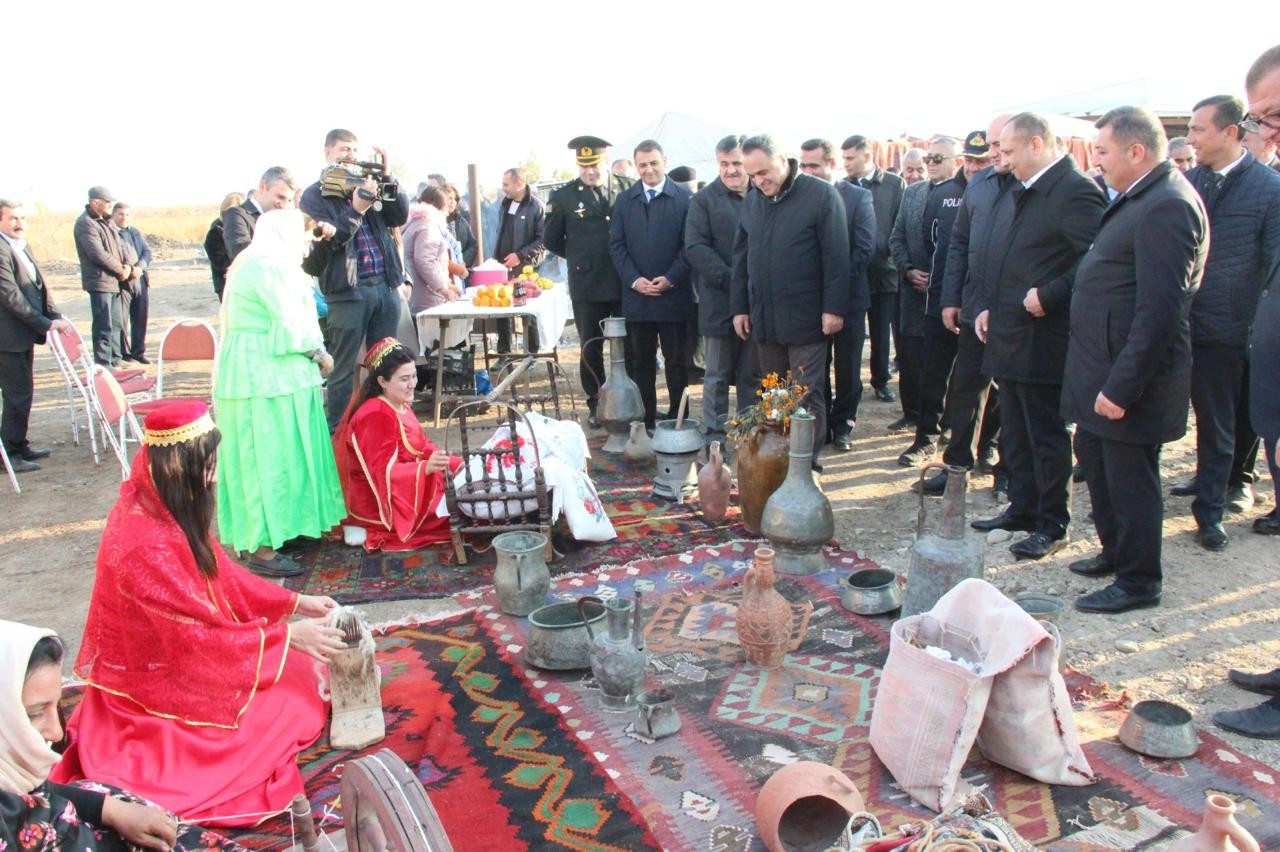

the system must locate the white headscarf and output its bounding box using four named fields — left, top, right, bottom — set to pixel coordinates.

left=220, top=207, right=313, bottom=328
left=0, top=619, right=60, bottom=794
